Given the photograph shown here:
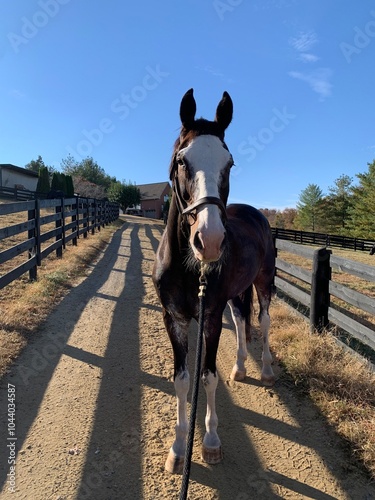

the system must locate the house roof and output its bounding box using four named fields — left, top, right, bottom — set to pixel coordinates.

left=0, top=164, right=38, bottom=177
left=137, top=182, right=171, bottom=200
